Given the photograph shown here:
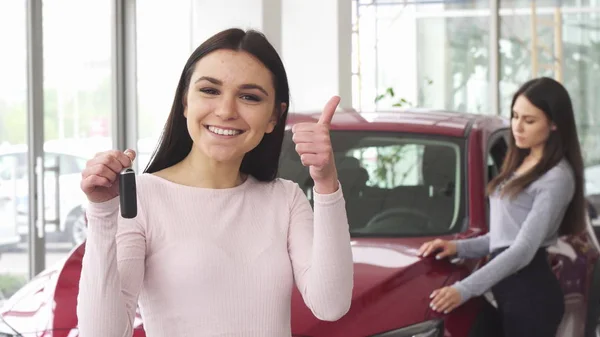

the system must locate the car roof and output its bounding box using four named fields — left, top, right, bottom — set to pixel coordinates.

left=287, top=108, right=509, bottom=137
